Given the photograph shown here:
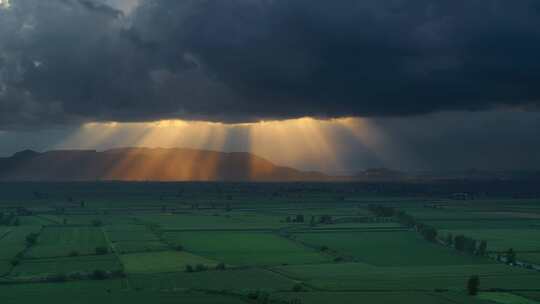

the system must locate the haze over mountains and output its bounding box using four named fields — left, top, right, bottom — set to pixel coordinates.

left=0, top=148, right=329, bottom=182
